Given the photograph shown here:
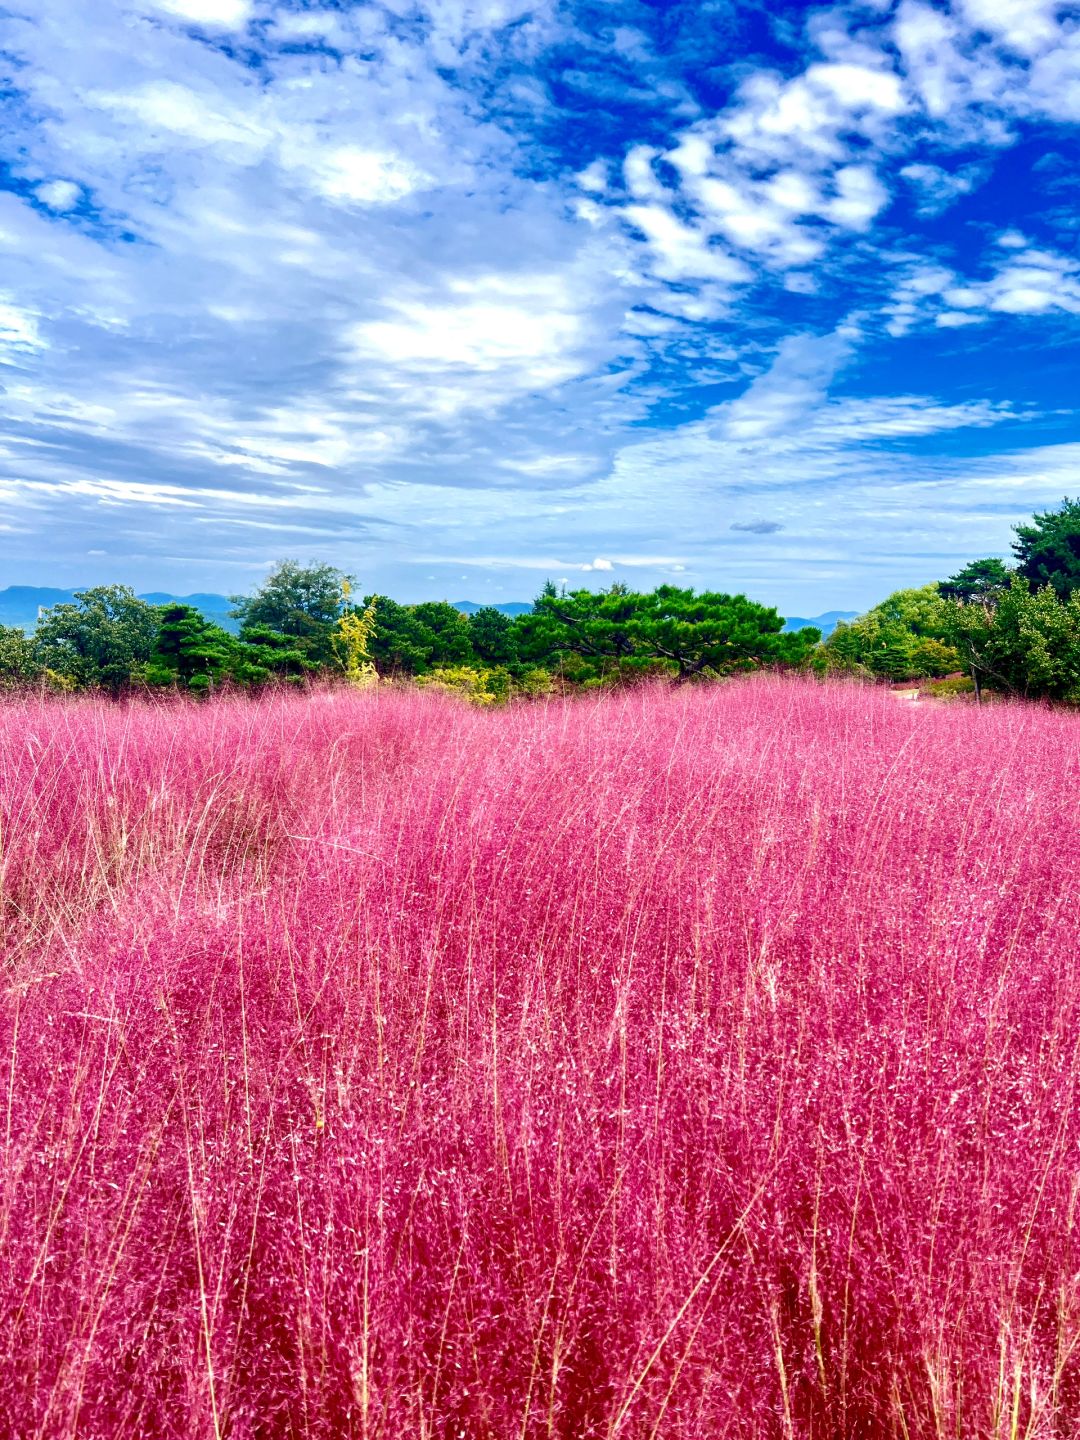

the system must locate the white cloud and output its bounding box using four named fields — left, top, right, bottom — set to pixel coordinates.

left=900, top=162, right=975, bottom=215
left=894, top=2, right=988, bottom=122
left=688, top=174, right=826, bottom=265
left=615, top=43, right=904, bottom=291
left=285, top=144, right=430, bottom=207
left=355, top=299, right=582, bottom=380
left=0, top=298, right=46, bottom=362
left=956, top=0, right=1062, bottom=56
left=269, top=9, right=346, bottom=43
left=577, top=159, right=608, bottom=194
left=94, top=81, right=267, bottom=152
left=602, top=0, right=1075, bottom=327
left=623, top=146, right=665, bottom=200
left=721, top=60, right=904, bottom=165
left=711, top=329, right=855, bottom=442
left=895, top=0, right=1080, bottom=130
left=991, top=278, right=1073, bottom=315
left=805, top=61, right=906, bottom=113
left=418, top=0, right=542, bottom=48
left=349, top=270, right=605, bottom=402
left=886, top=243, right=1080, bottom=333
left=823, top=164, right=889, bottom=230
left=623, top=203, right=751, bottom=285
left=935, top=310, right=984, bottom=328
left=146, top=0, right=254, bottom=28
left=1029, top=29, right=1080, bottom=121
left=34, top=179, right=81, bottom=211
left=941, top=286, right=981, bottom=308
